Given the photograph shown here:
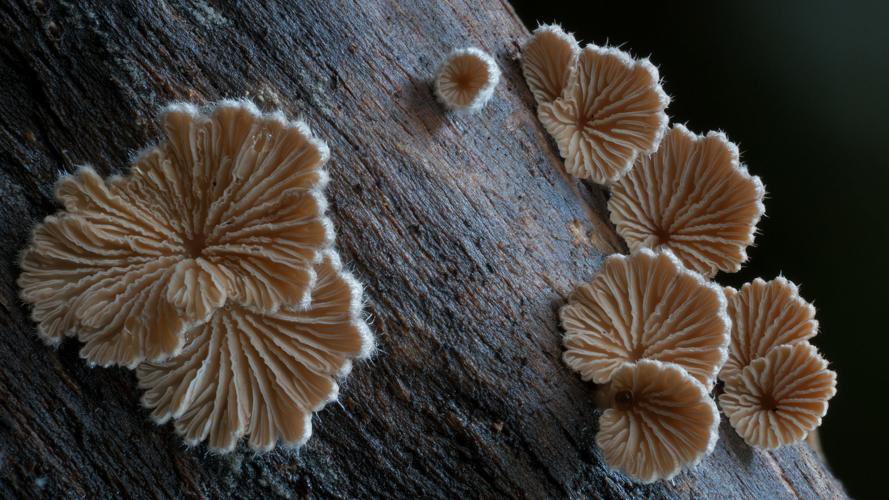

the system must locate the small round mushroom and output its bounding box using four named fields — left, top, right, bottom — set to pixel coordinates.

left=537, top=43, right=669, bottom=184
left=719, top=343, right=836, bottom=450
left=596, top=360, right=720, bottom=483
left=434, top=47, right=500, bottom=112
left=720, top=278, right=818, bottom=382
left=520, top=24, right=579, bottom=105
left=561, top=249, right=729, bottom=388
left=138, top=252, right=374, bottom=452
left=17, top=101, right=332, bottom=368
left=608, top=125, right=765, bottom=278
